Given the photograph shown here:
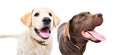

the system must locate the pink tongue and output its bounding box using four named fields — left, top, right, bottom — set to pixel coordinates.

left=38, top=29, right=50, bottom=38
left=83, top=30, right=105, bottom=41
left=88, top=30, right=105, bottom=41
